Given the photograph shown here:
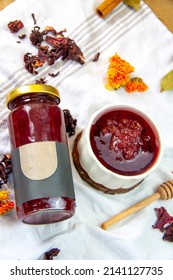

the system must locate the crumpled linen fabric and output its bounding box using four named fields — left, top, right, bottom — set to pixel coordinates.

left=0, top=0, right=173, bottom=260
